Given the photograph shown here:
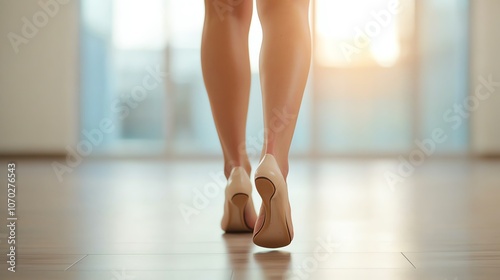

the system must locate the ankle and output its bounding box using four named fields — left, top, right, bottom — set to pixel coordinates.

left=224, top=159, right=251, bottom=179
left=259, top=152, right=289, bottom=179
left=278, top=159, right=289, bottom=180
